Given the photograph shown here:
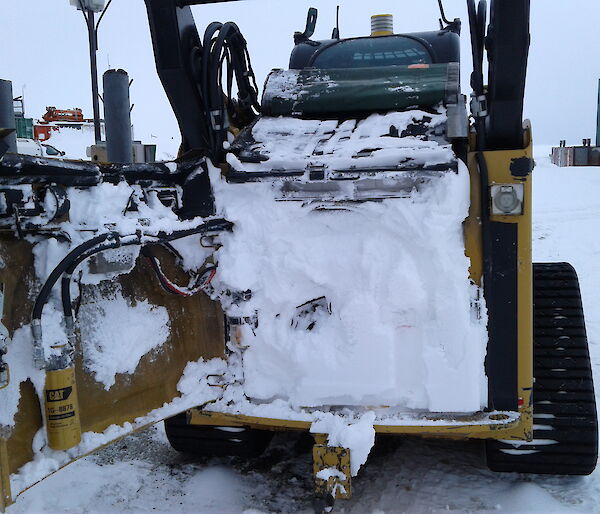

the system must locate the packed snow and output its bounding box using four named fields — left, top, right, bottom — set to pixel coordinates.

left=210, top=158, right=488, bottom=412
left=77, top=285, right=170, bottom=389
left=7, top=147, right=600, bottom=514
left=312, top=412, right=376, bottom=475
left=228, top=111, right=453, bottom=173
